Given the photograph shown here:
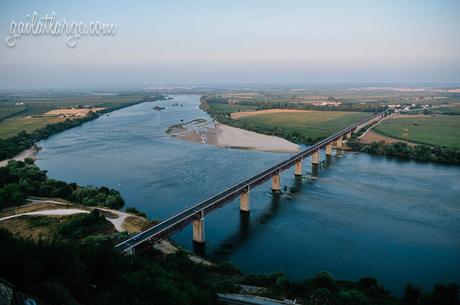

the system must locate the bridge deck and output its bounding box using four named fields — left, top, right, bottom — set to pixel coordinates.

left=115, top=112, right=384, bottom=253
